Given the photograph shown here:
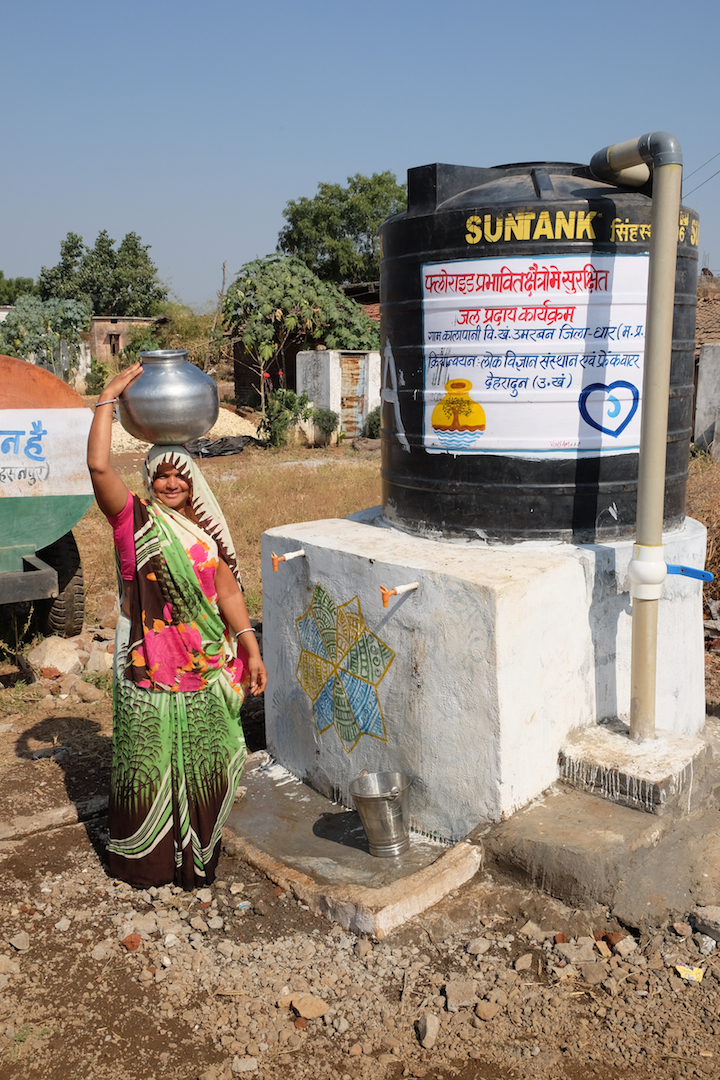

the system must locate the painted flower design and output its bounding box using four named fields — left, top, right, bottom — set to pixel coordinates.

left=296, top=583, right=395, bottom=752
